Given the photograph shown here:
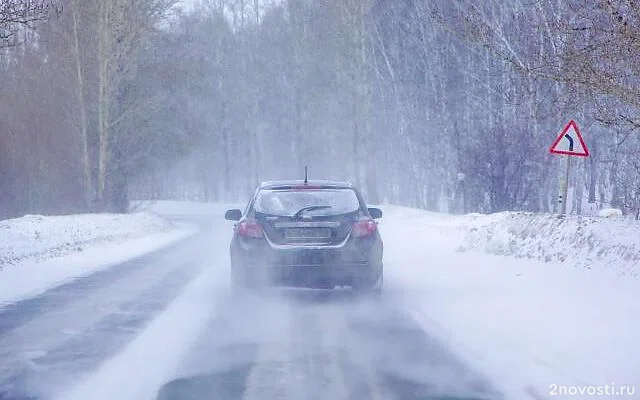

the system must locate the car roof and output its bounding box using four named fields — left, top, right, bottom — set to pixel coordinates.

left=259, top=180, right=353, bottom=190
